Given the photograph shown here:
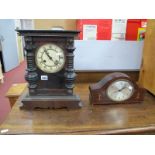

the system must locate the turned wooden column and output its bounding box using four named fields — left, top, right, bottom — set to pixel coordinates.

left=24, top=36, right=38, bottom=95
left=65, top=38, right=76, bottom=95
